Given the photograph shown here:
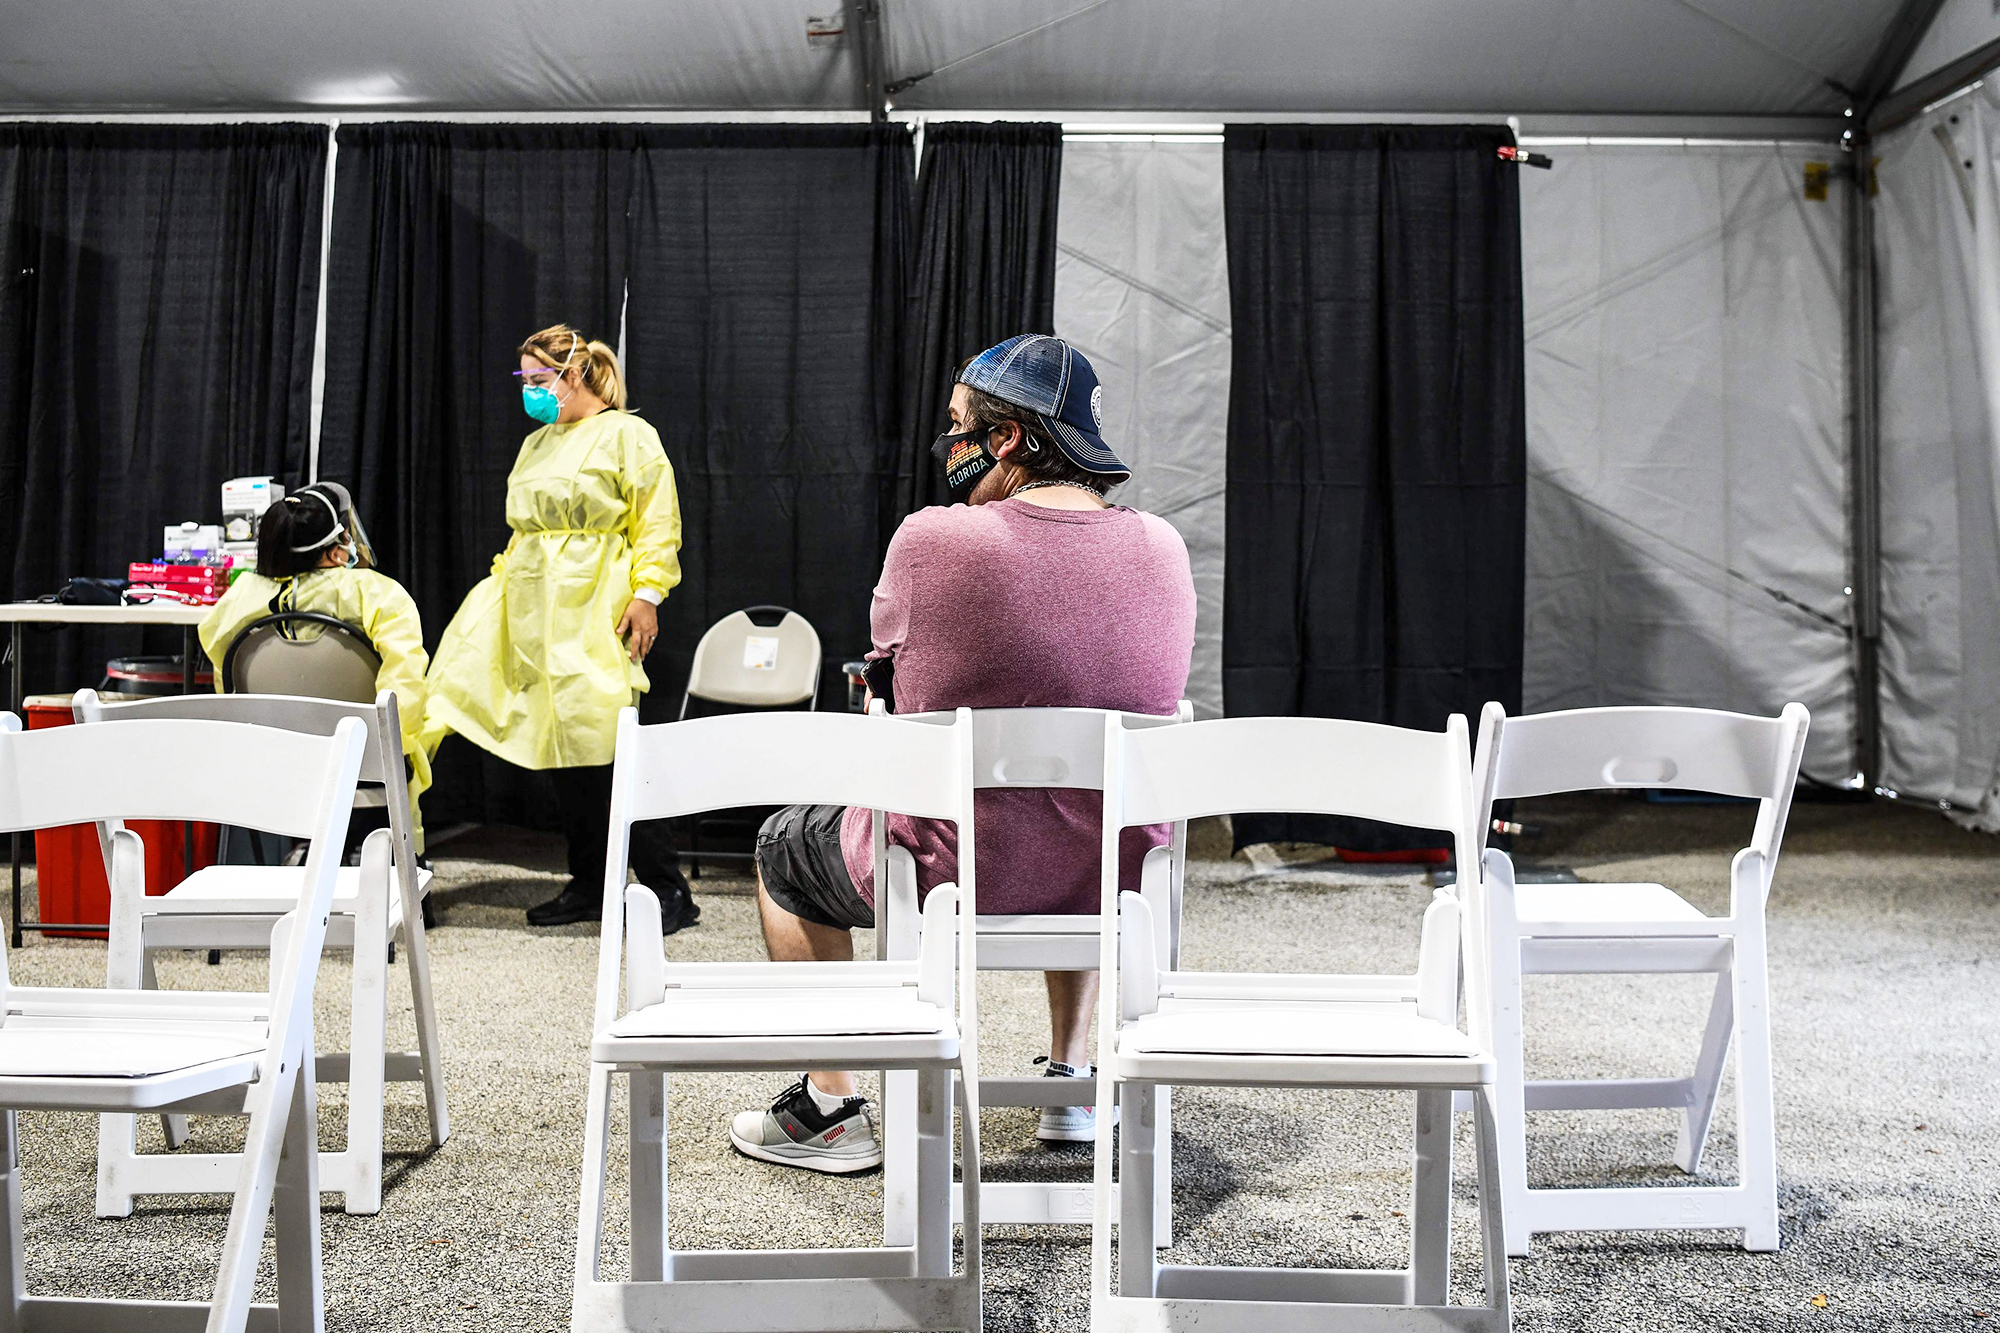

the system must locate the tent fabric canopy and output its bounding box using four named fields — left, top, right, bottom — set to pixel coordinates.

left=0, top=1, right=1926, bottom=118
